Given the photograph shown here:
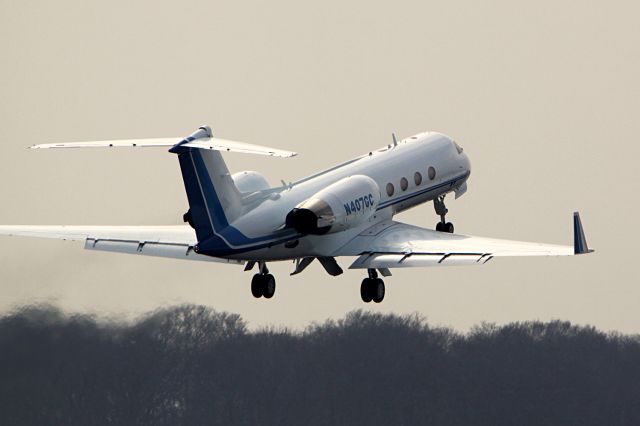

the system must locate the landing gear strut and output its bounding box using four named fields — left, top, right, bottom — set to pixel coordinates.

left=434, top=195, right=454, bottom=233
left=360, top=269, right=385, bottom=303
left=251, top=262, right=276, bottom=299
